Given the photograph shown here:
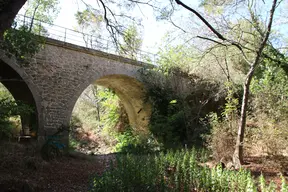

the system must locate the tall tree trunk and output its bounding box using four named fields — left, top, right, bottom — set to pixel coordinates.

left=232, top=0, right=278, bottom=168
left=233, top=66, right=255, bottom=168
left=0, top=0, right=27, bottom=38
